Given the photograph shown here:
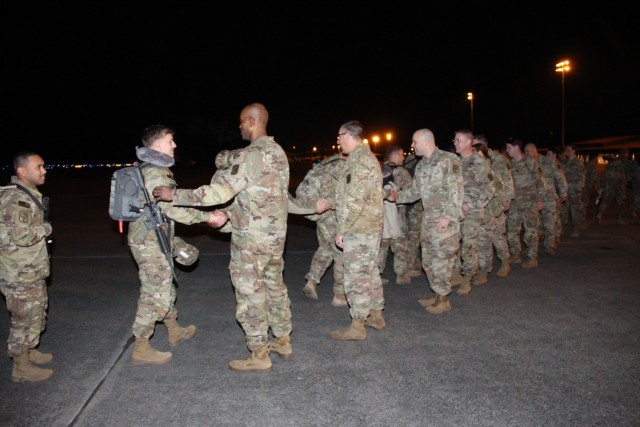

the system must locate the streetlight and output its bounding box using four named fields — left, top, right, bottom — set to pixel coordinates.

left=371, top=135, right=380, bottom=154
left=555, top=59, right=571, bottom=148
left=467, top=92, right=474, bottom=131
